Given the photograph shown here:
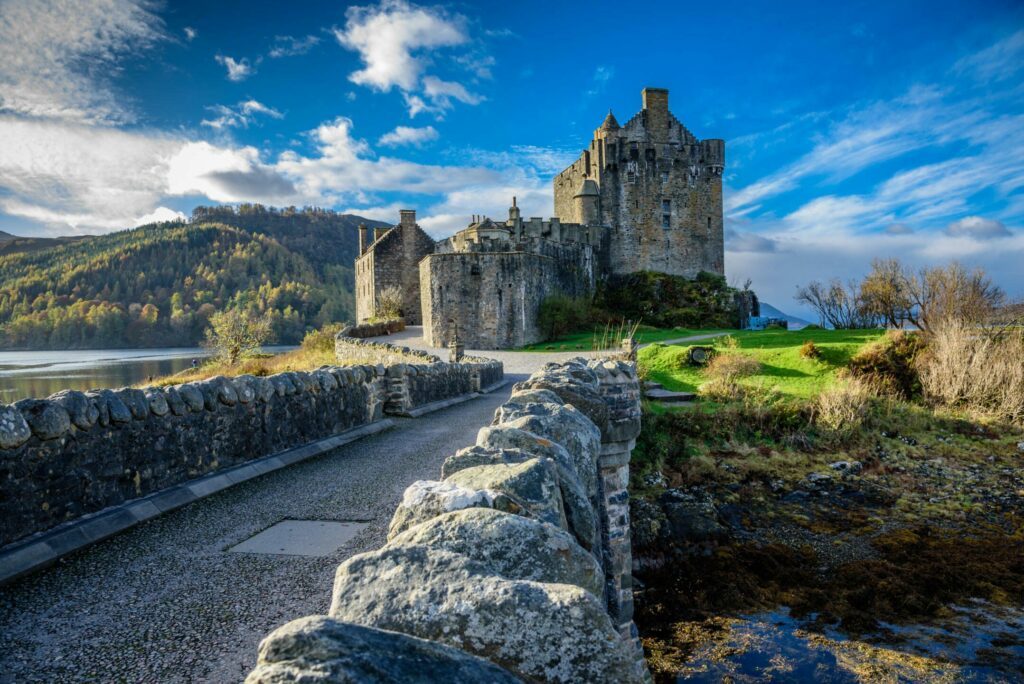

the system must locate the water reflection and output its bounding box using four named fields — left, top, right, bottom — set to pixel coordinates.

left=0, top=347, right=295, bottom=402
